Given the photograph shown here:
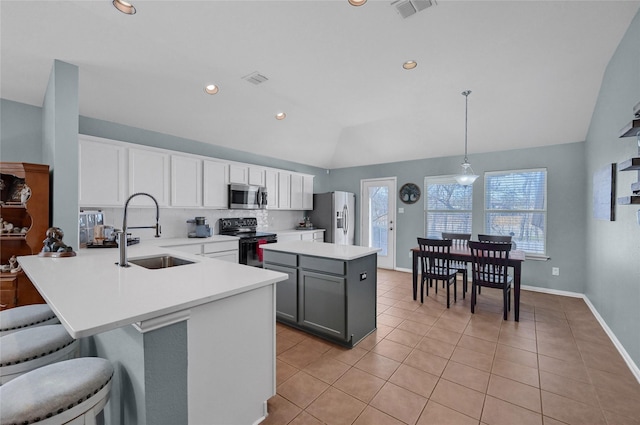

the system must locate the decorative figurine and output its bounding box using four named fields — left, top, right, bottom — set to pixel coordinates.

left=39, top=226, right=76, bottom=257
left=20, top=184, right=31, bottom=204
left=8, top=255, right=22, bottom=273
